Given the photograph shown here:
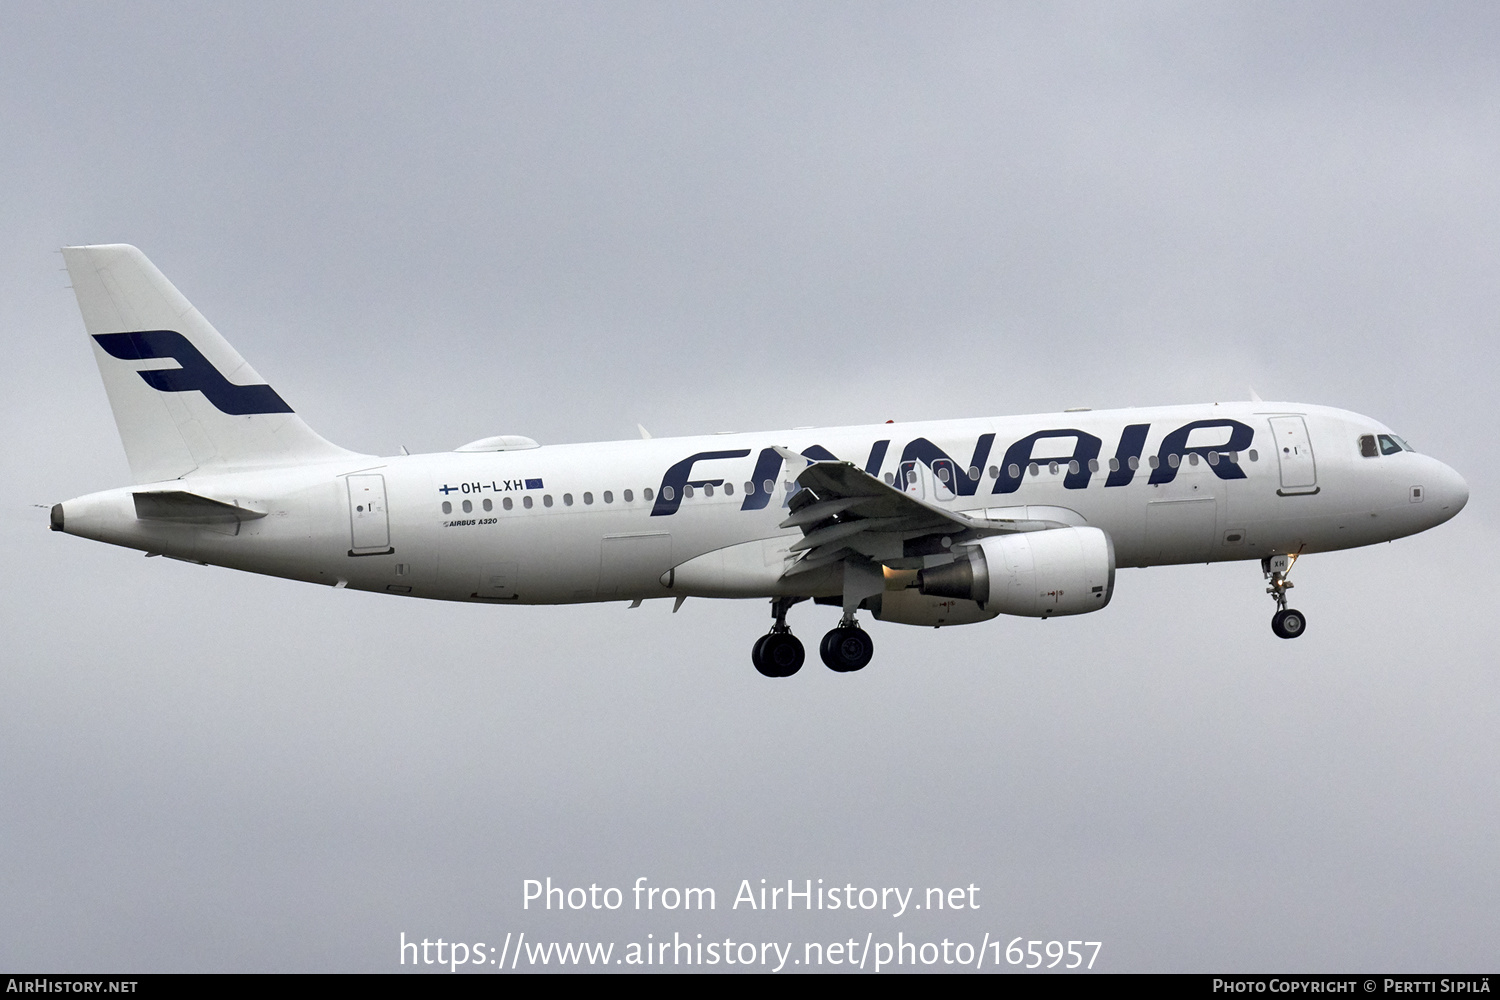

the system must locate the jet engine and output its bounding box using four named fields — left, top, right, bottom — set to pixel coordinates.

left=916, top=526, right=1115, bottom=617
